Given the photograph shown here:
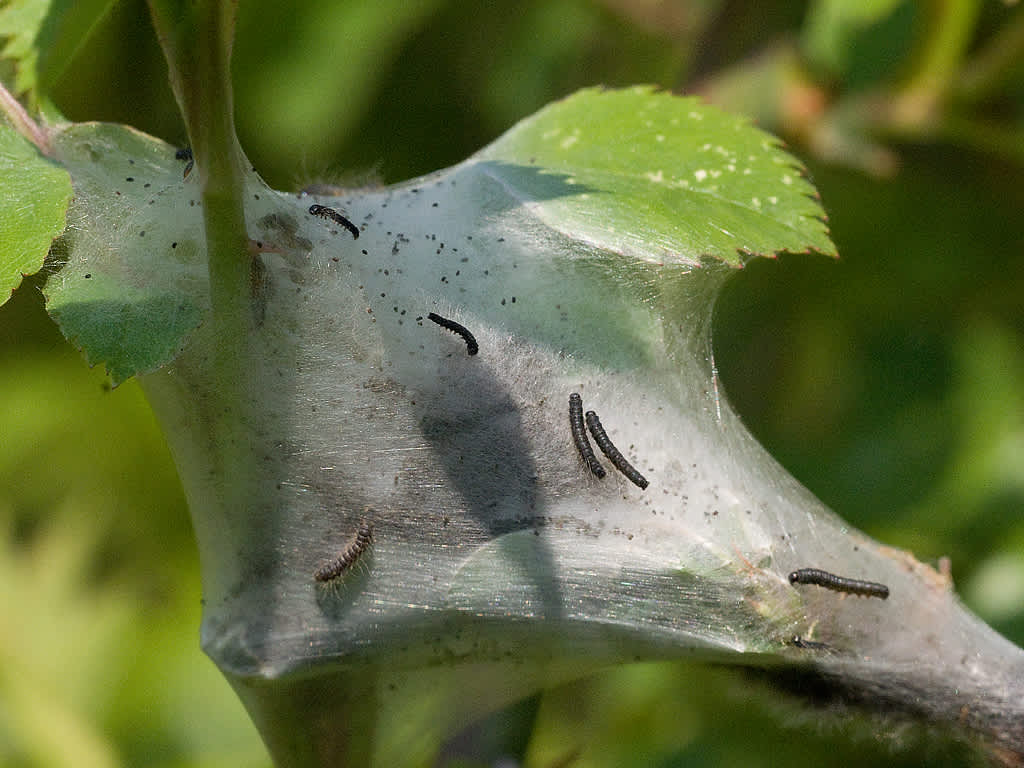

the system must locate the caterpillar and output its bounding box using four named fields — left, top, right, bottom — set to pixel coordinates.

left=584, top=410, right=648, bottom=489
left=790, top=635, right=829, bottom=650
left=314, top=520, right=374, bottom=583
left=788, top=568, right=889, bottom=599
left=427, top=312, right=478, bottom=356
left=175, top=147, right=194, bottom=179
left=309, top=204, right=360, bottom=240
left=569, top=393, right=605, bottom=478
